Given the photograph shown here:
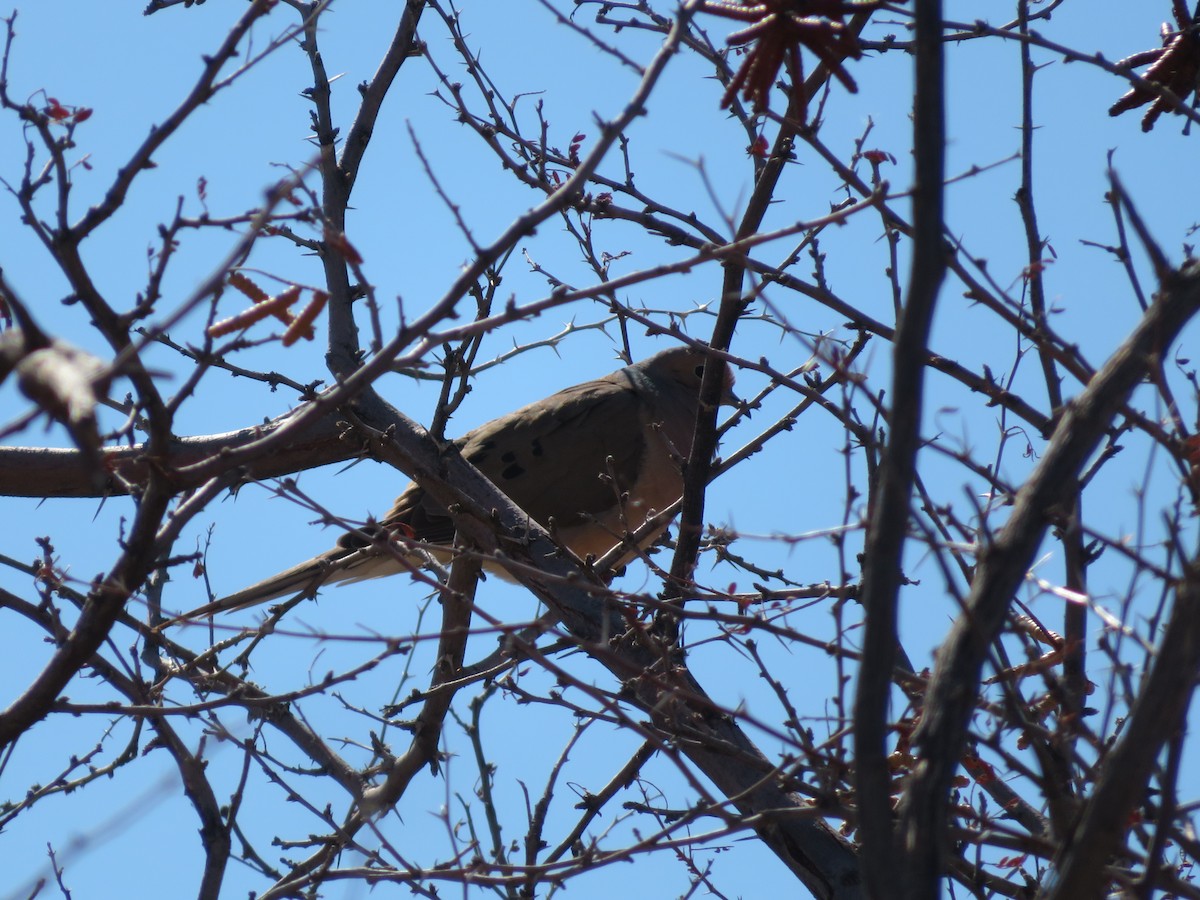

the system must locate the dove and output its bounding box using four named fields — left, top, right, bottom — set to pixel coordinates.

left=179, top=345, right=736, bottom=620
